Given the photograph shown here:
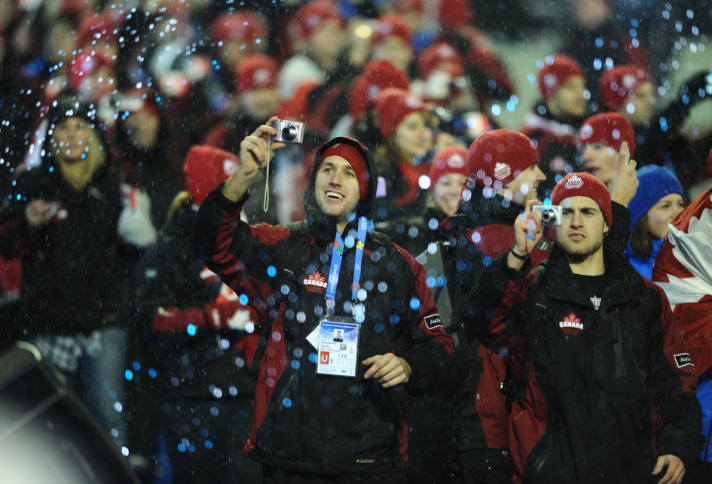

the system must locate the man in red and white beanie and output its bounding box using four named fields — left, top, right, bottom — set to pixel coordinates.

left=476, top=167, right=701, bottom=483
left=522, top=54, right=588, bottom=200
